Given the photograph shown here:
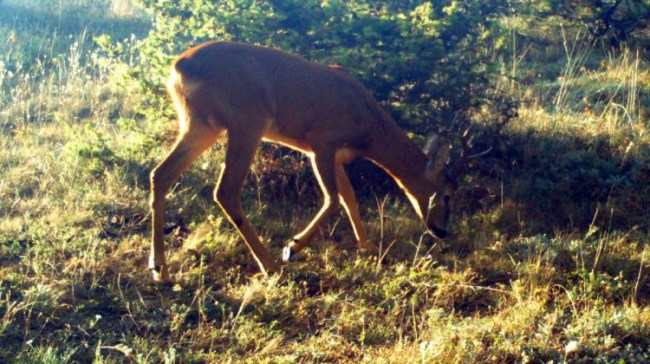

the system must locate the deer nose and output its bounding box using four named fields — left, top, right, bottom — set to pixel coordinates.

left=430, top=226, right=447, bottom=239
